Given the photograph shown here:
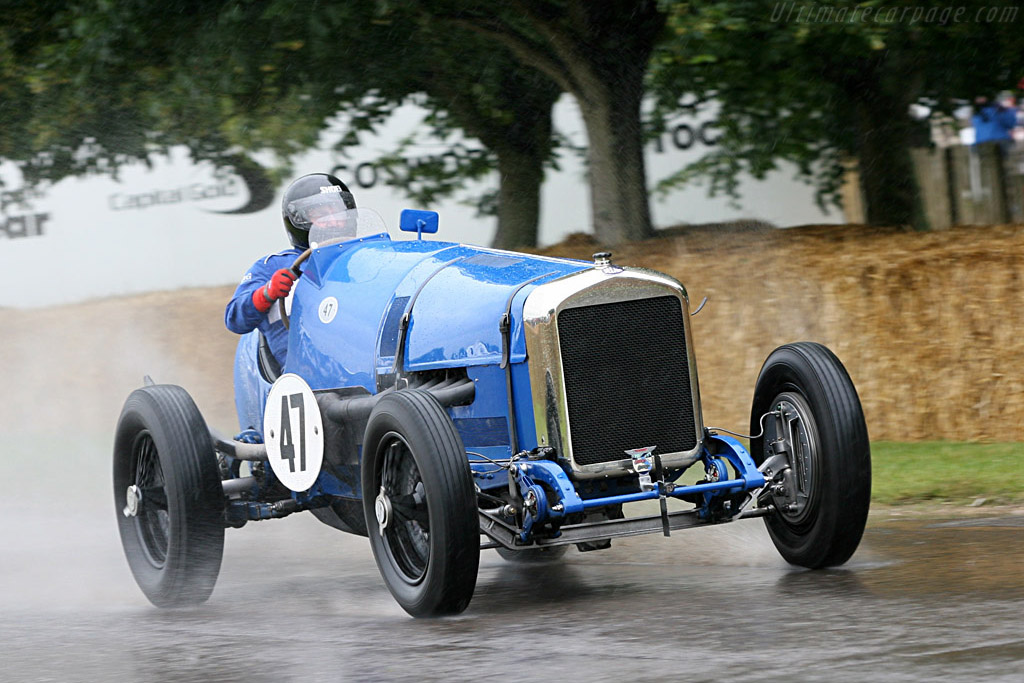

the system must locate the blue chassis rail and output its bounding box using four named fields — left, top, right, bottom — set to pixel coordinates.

left=224, top=433, right=767, bottom=539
